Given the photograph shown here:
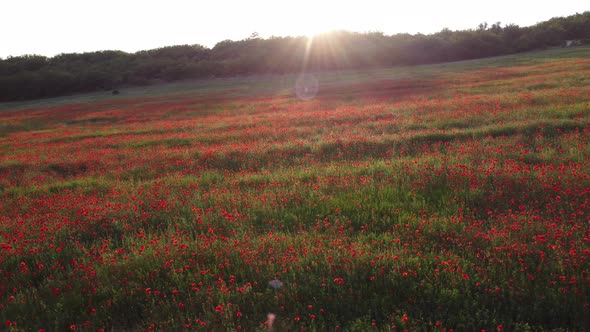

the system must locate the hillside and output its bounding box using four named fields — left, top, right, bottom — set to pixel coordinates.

left=1, top=47, right=589, bottom=330
left=1, top=11, right=589, bottom=102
